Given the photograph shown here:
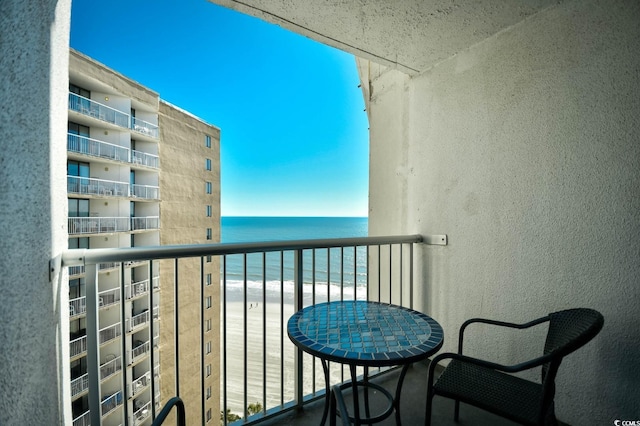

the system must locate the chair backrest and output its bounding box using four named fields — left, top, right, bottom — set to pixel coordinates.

left=542, top=308, right=604, bottom=381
